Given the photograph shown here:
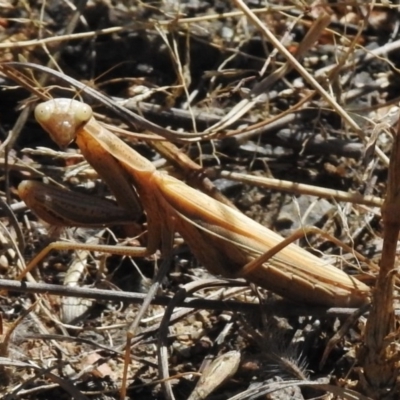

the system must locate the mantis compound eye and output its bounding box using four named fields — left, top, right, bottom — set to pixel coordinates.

left=34, top=101, right=54, bottom=122
left=74, top=102, right=93, bottom=123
